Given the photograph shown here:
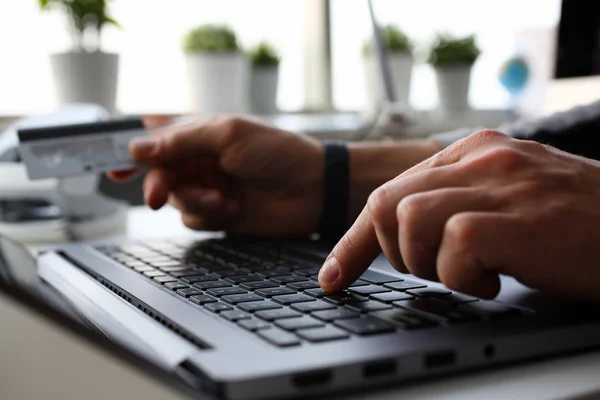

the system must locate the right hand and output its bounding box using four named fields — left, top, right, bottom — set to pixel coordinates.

left=108, top=116, right=324, bottom=237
